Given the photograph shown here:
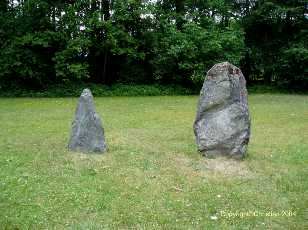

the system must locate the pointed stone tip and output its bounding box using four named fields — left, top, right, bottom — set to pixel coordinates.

left=81, top=88, right=93, bottom=98
left=208, top=61, right=241, bottom=77
left=215, top=61, right=233, bottom=67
